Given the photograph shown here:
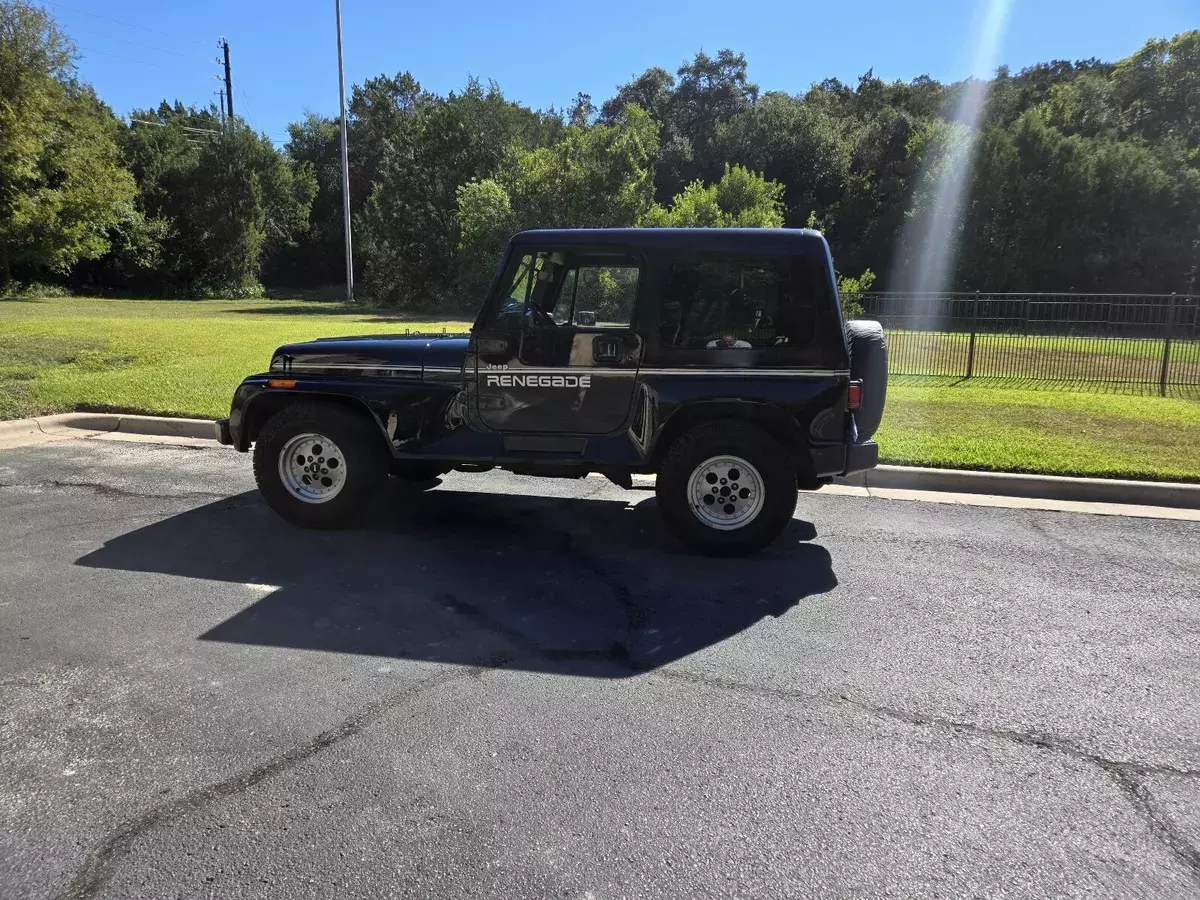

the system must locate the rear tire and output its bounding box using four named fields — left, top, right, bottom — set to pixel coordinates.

left=252, top=402, right=388, bottom=528
left=656, top=421, right=798, bottom=556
